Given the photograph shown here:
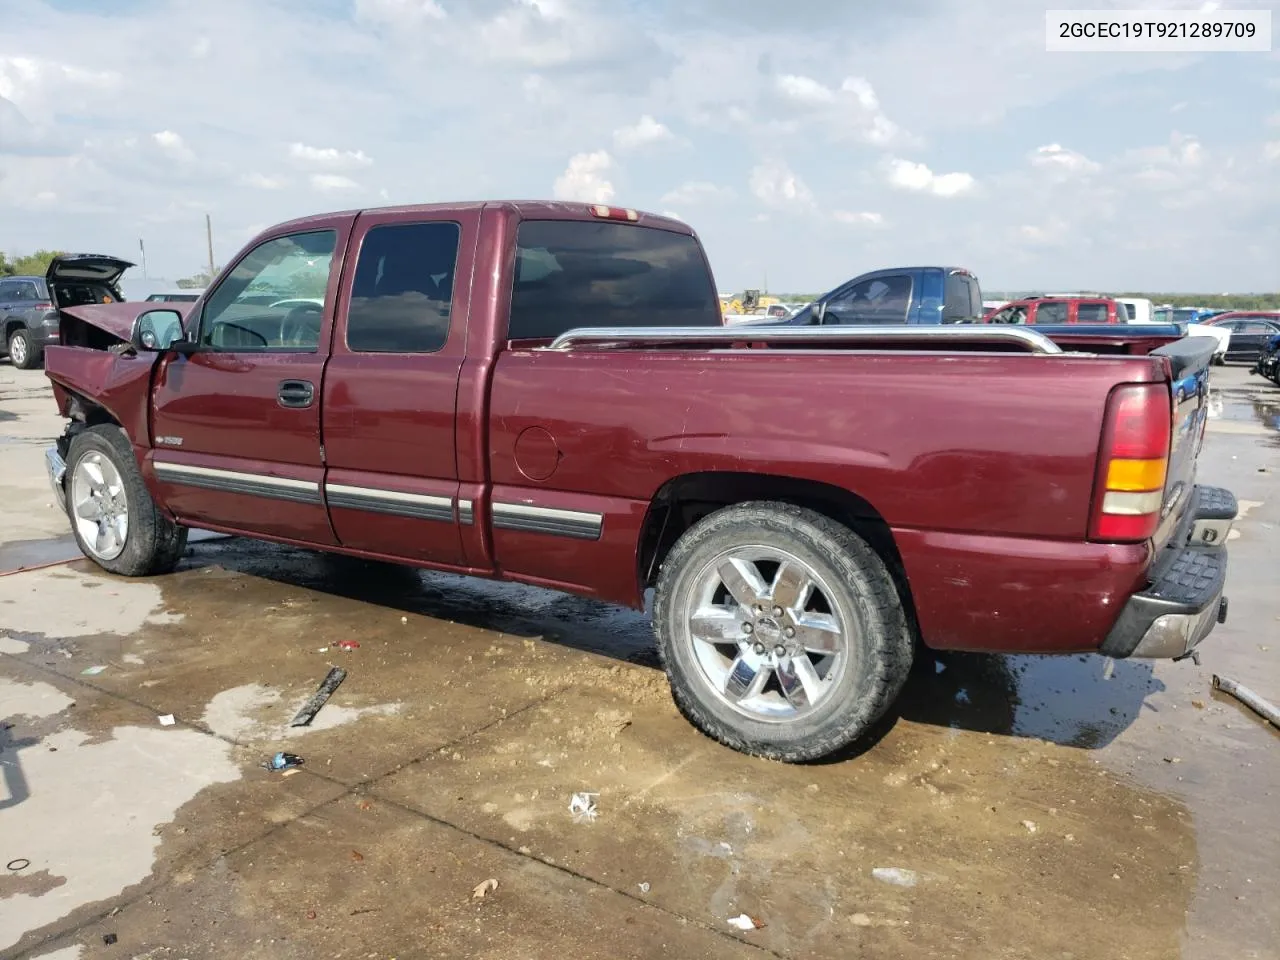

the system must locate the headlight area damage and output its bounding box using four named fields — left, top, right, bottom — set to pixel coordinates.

left=43, top=302, right=186, bottom=512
